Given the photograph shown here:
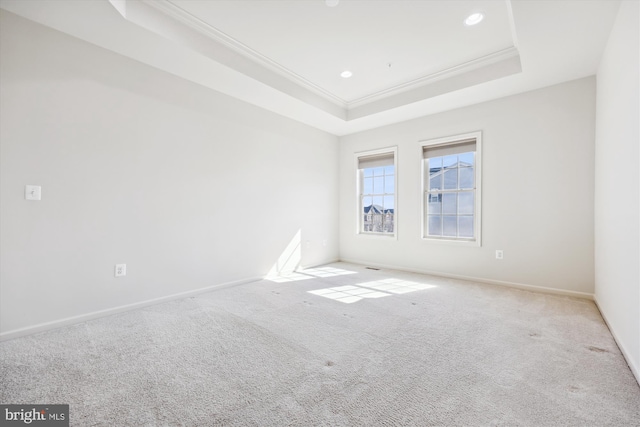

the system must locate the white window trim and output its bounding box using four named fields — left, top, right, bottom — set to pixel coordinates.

left=420, top=131, right=482, bottom=247
left=354, top=146, right=398, bottom=239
